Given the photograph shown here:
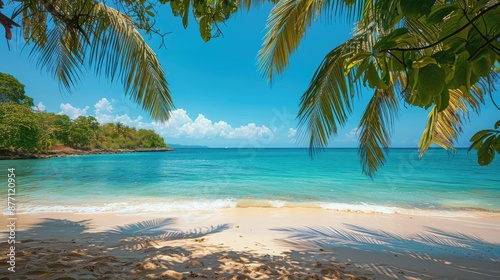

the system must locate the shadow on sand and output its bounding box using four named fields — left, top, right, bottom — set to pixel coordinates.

left=272, top=224, right=500, bottom=279
left=2, top=218, right=500, bottom=279
left=0, top=218, right=380, bottom=280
